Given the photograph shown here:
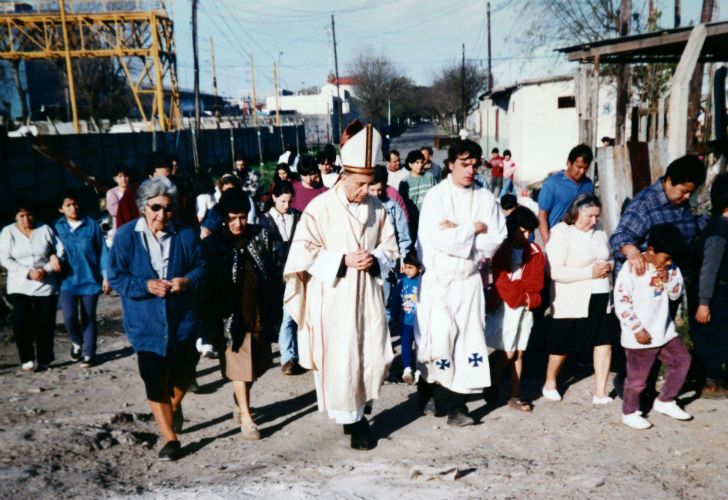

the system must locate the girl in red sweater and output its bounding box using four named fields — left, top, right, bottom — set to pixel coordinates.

left=485, top=206, right=545, bottom=411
